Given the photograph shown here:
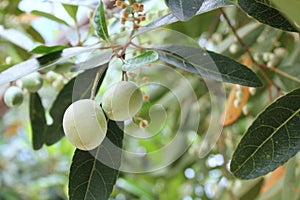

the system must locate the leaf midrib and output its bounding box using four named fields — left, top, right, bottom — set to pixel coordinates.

left=83, top=147, right=101, bottom=200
